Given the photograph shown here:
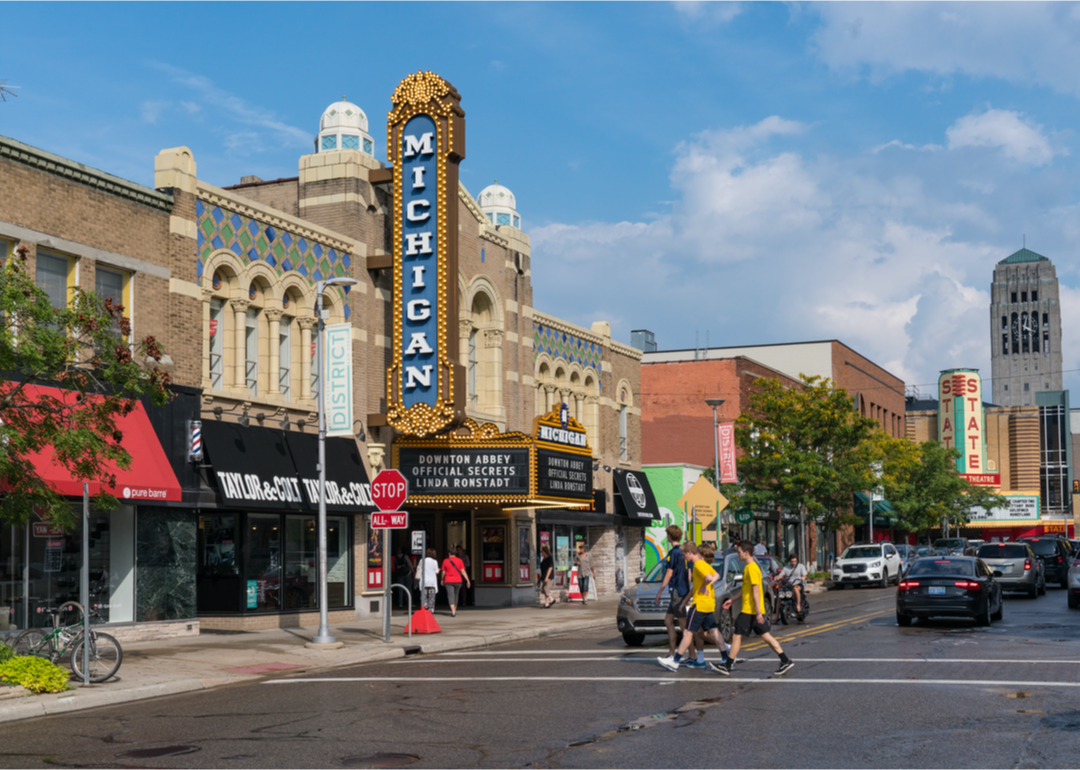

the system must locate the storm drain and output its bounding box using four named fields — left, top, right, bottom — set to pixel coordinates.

left=341, top=754, right=421, bottom=768
left=119, top=746, right=200, bottom=759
